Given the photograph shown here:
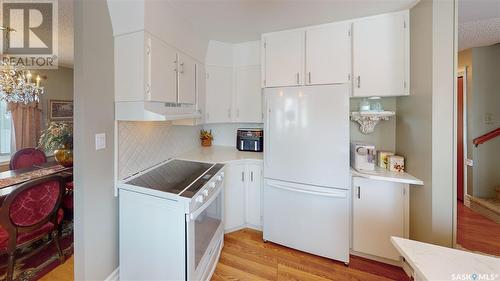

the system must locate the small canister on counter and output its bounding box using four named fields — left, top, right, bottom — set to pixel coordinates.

left=377, top=151, right=394, bottom=169
left=388, top=155, right=405, bottom=172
